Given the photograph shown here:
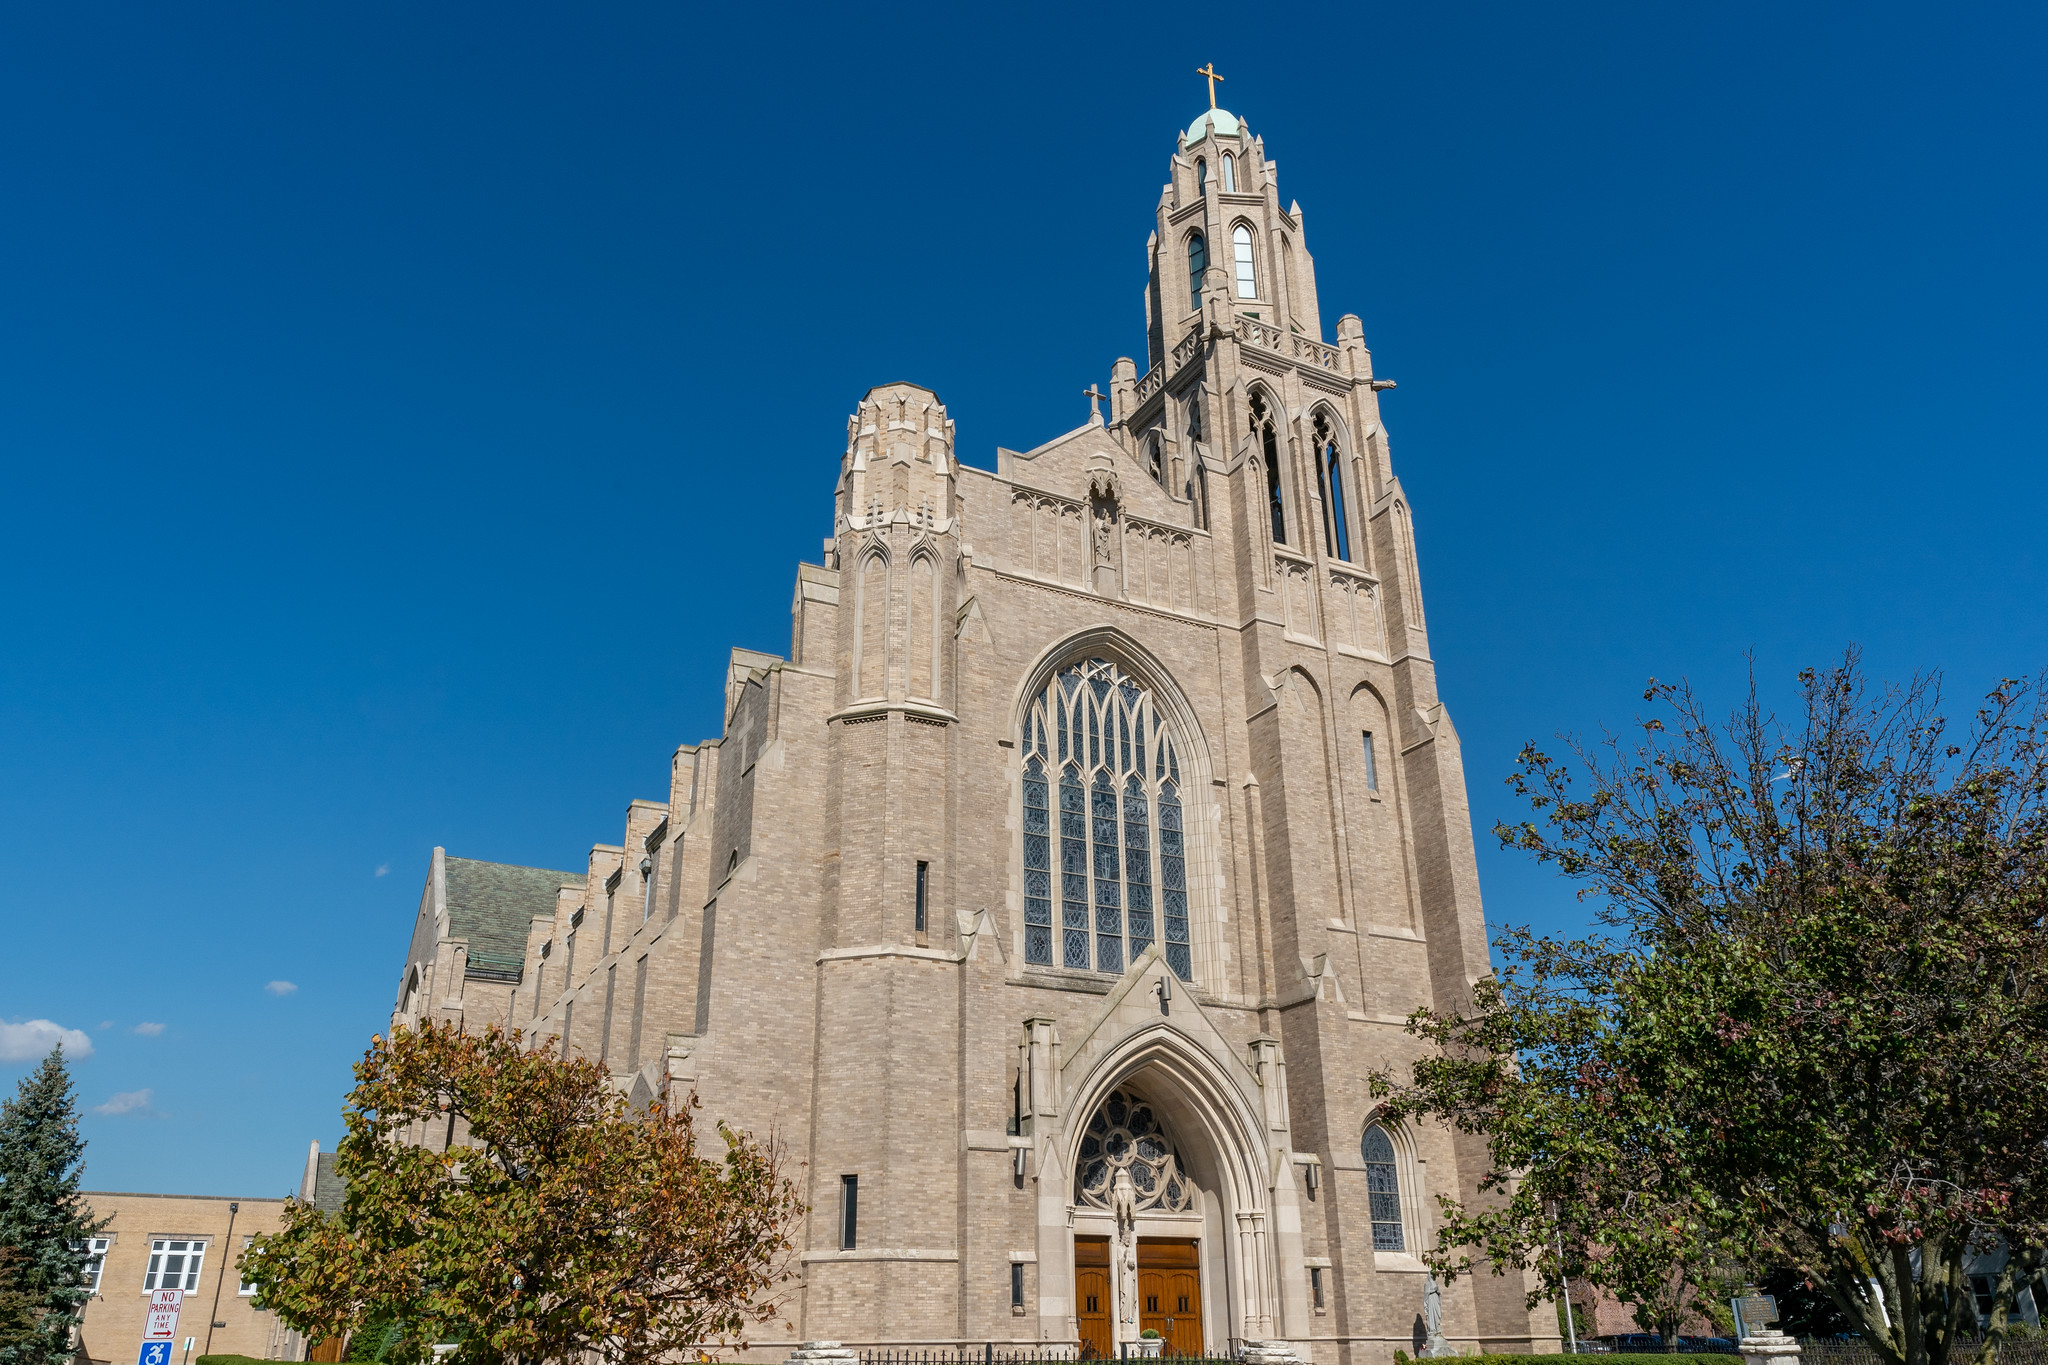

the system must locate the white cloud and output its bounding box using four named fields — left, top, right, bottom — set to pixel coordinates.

left=133, top=1022, right=166, bottom=1037
left=265, top=981, right=298, bottom=997
left=0, top=1019, right=94, bottom=1062
left=375, top=864, right=390, bottom=877
left=92, top=1089, right=155, bottom=1116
